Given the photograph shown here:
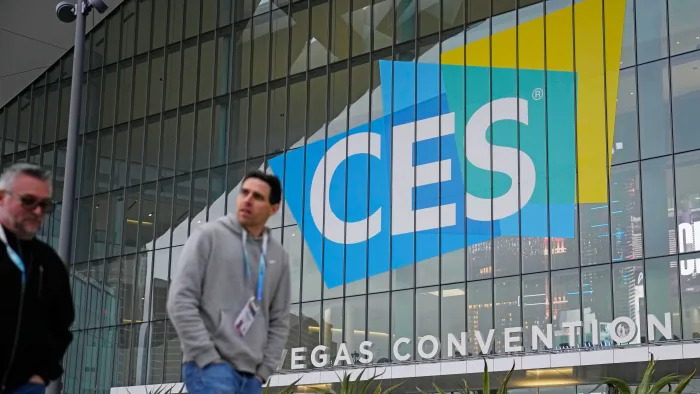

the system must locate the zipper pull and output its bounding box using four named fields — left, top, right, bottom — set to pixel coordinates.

left=38, top=265, right=44, bottom=298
